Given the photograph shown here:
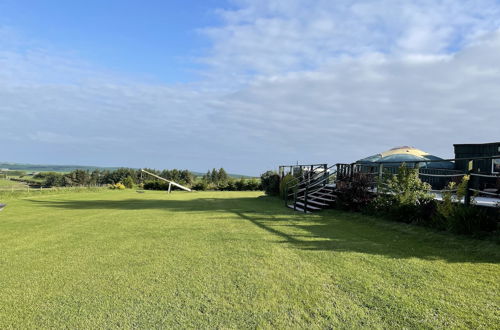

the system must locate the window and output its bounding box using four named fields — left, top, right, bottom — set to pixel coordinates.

left=493, top=158, right=500, bottom=174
